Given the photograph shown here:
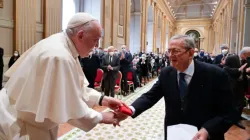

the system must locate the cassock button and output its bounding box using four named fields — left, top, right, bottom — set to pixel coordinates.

left=181, top=108, right=183, bottom=111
